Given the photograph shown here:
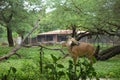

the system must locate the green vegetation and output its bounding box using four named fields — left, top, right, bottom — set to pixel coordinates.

left=0, top=0, right=119, bottom=79
left=0, top=46, right=120, bottom=80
